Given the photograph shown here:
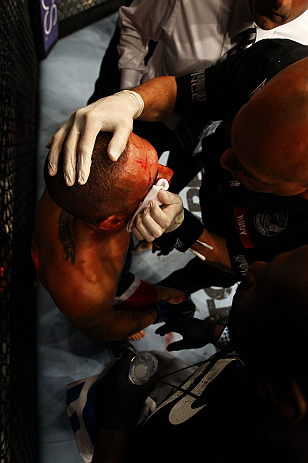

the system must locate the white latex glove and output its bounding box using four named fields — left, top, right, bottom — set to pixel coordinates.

left=47, top=90, right=144, bottom=186
left=131, top=190, right=183, bottom=242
